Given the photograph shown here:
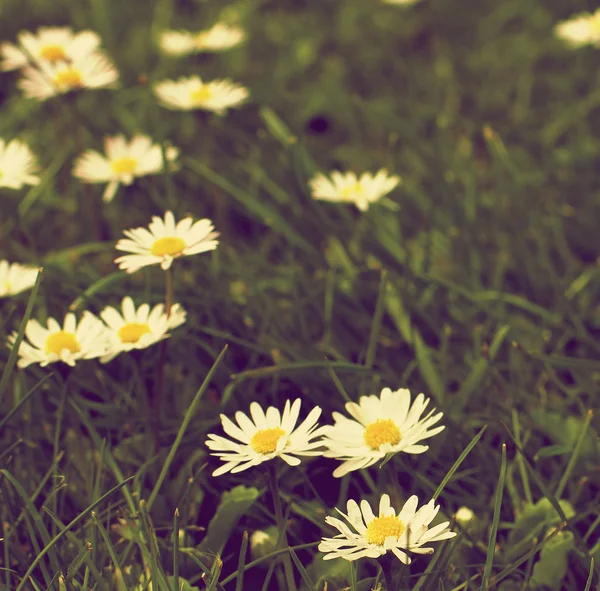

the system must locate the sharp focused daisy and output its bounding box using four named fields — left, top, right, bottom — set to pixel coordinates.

left=18, top=52, right=119, bottom=101
left=1, top=27, right=102, bottom=71
left=322, top=387, right=445, bottom=478
left=8, top=312, right=108, bottom=368
left=554, top=10, right=600, bottom=48
left=308, top=169, right=401, bottom=211
left=99, top=296, right=187, bottom=362
left=159, top=23, right=245, bottom=56
left=154, top=76, right=249, bottom=114
left=206, top=399, right=326, bottom=476
left=318, top=494, right=456, bottom=564
left=73, top=134, right=180, bottom=203
left=0, top=138, right=40, bottom=189
left=114, top=211, right=219, bottom=273
left=0, top=261, right=39, bottom=298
